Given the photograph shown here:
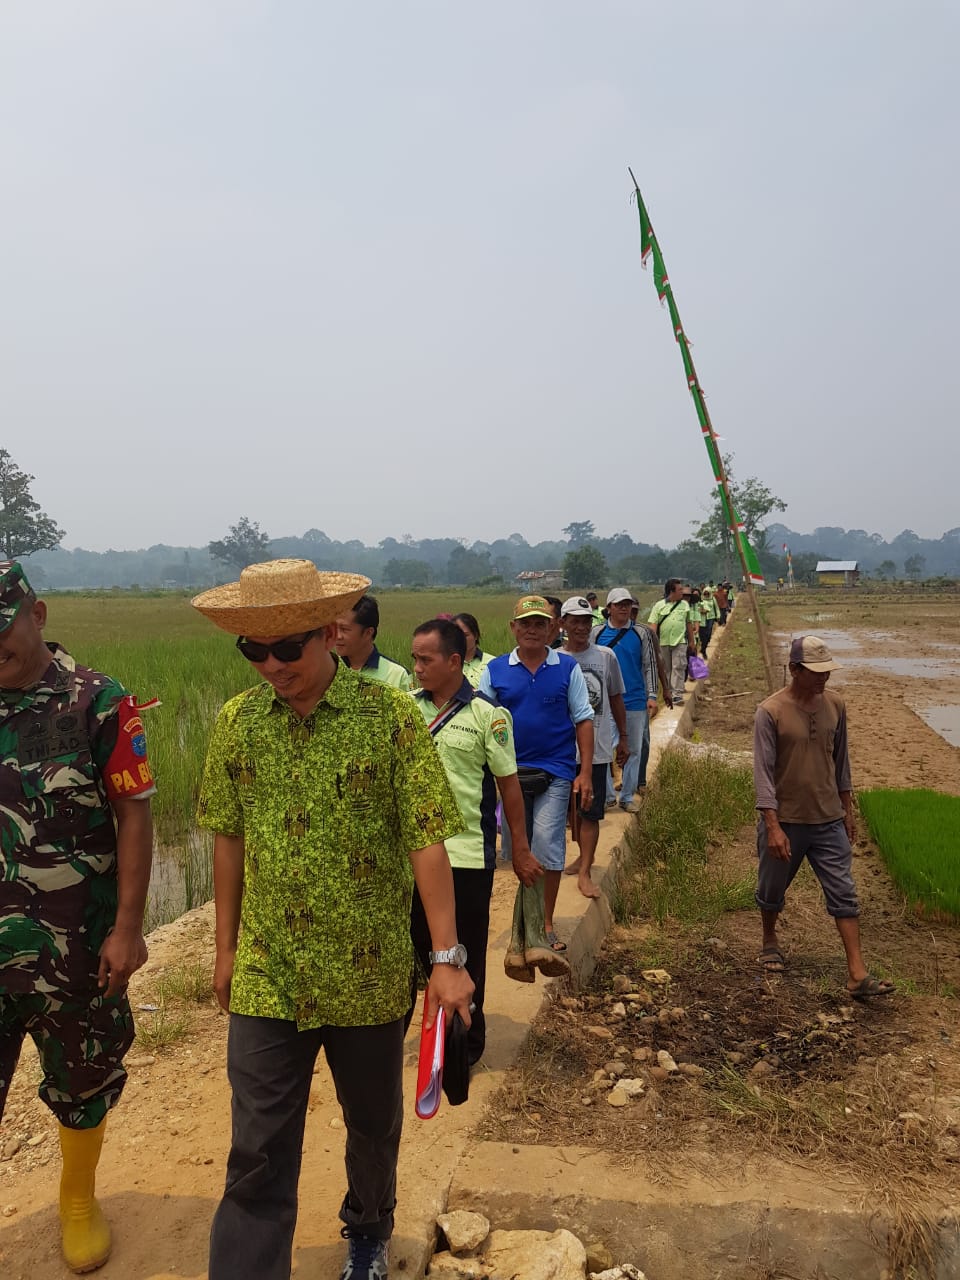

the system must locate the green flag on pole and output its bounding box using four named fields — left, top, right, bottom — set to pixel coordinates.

left=631, top=180, right=765, bottom=586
